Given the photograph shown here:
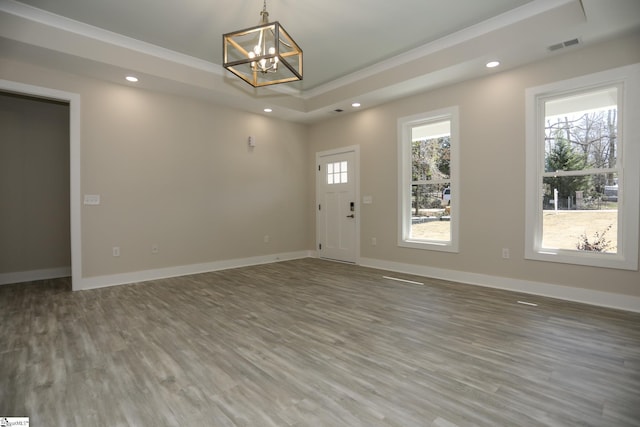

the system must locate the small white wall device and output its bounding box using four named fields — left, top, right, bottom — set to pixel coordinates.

left=248, top=136, right=256, bottom=147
